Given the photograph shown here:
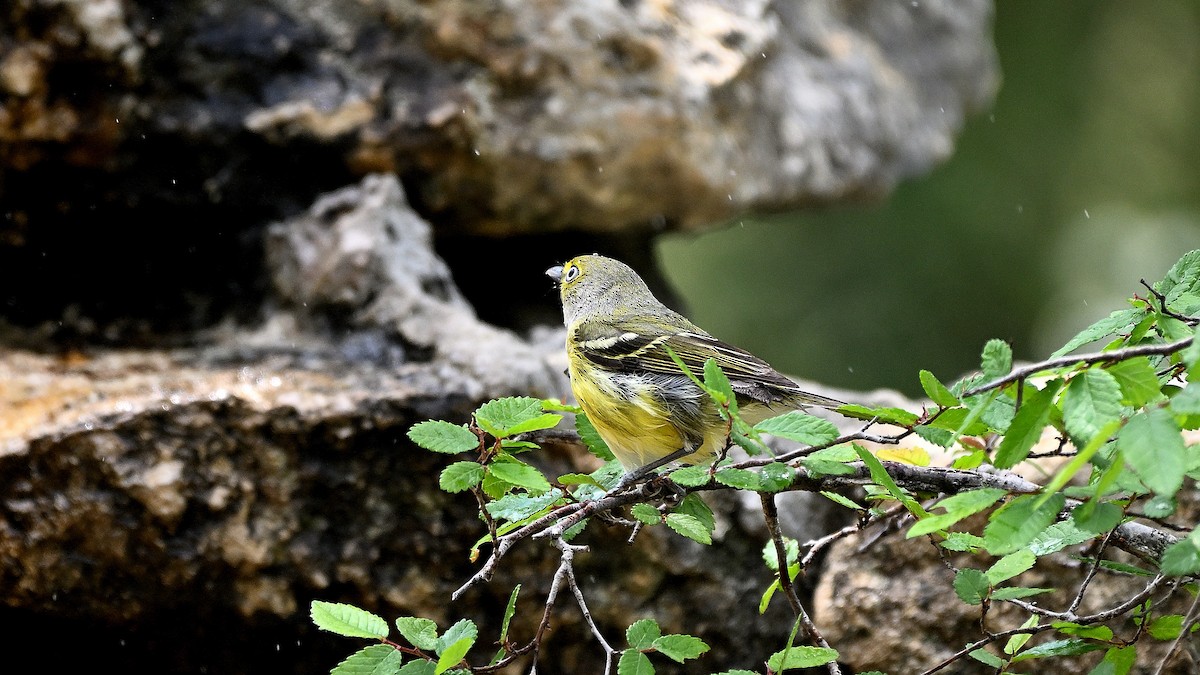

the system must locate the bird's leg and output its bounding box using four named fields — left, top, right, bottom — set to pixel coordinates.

left=608, top=446, right=695, bottom=493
